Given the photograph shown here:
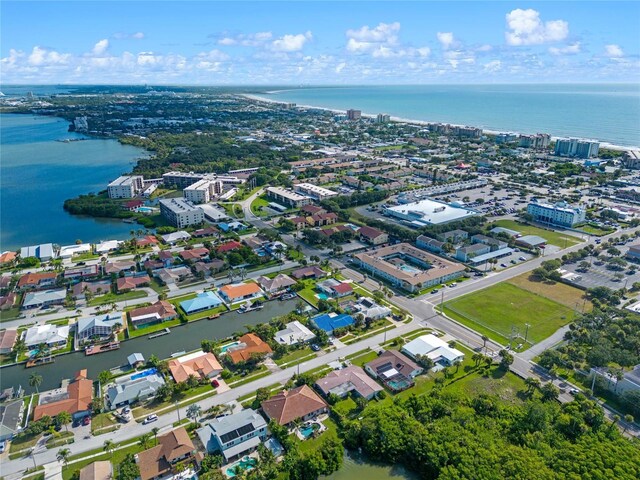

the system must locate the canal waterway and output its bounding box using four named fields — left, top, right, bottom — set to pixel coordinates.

left=1, top=299, right=298, bottom=393
left=323, top=451, right=416, bottom=480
